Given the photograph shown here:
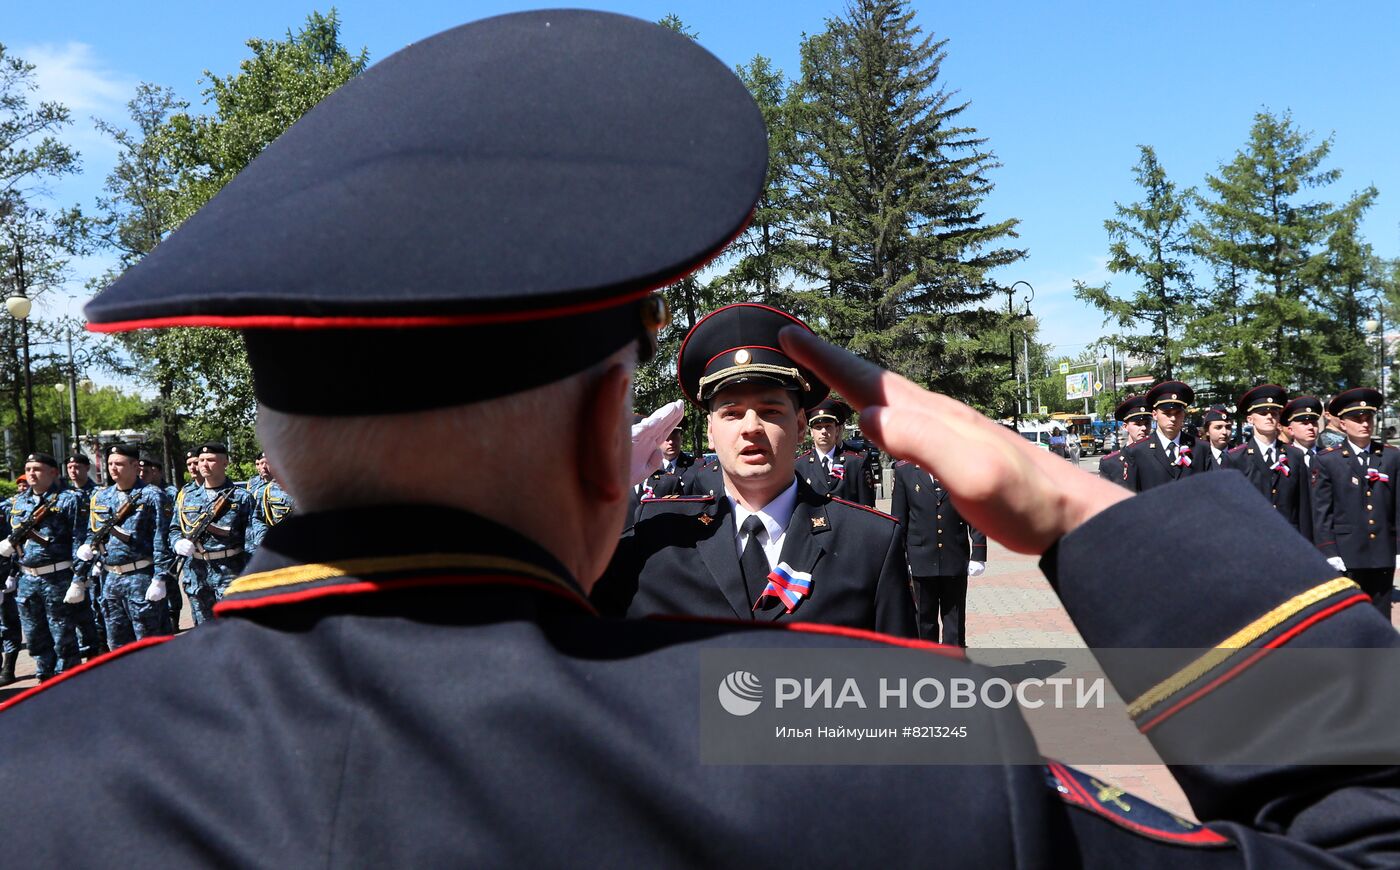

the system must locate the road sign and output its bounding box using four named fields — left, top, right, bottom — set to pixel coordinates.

left=1094, top=381, right=1103, bottom=392
left=1038, top=405, right=1048, bottom=415
left=1058, top=362, right=1070, bottom=375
